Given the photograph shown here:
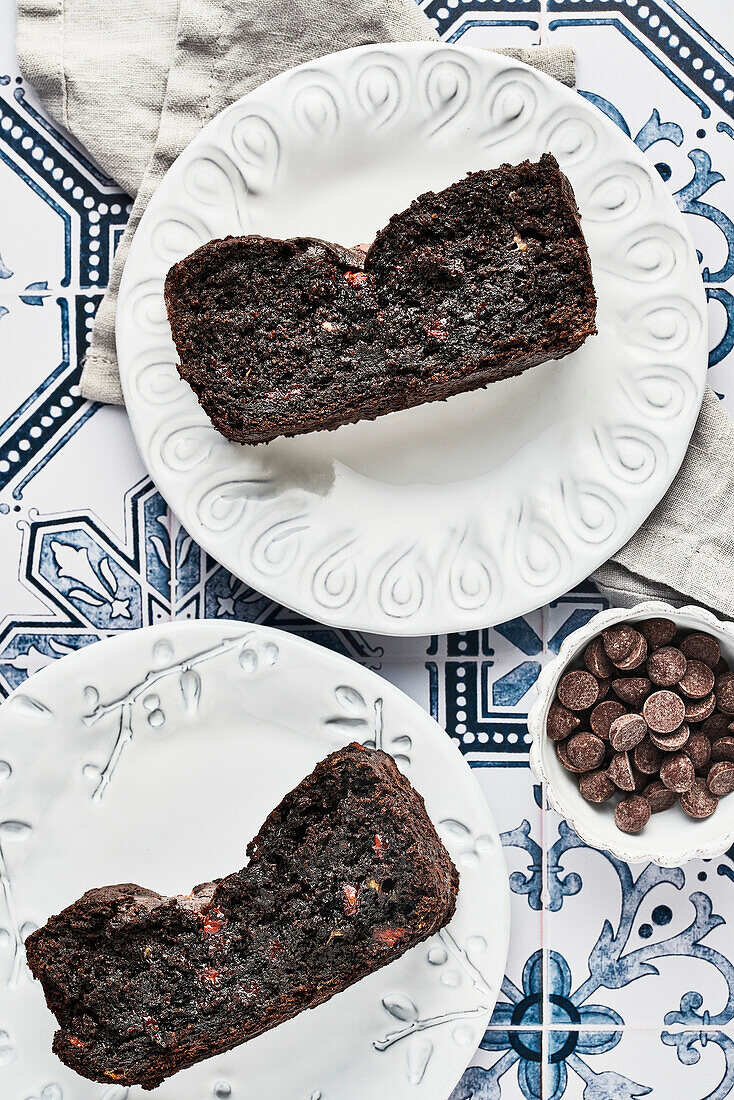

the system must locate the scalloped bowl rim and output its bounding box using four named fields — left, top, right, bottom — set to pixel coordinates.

left=528, top=600, right=734, bottom=865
